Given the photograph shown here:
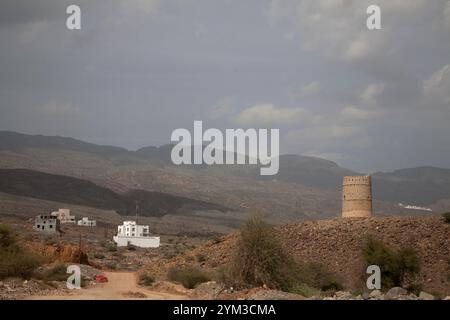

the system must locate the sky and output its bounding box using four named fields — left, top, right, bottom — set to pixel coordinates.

left=0, top=0, right=450, bottom=173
